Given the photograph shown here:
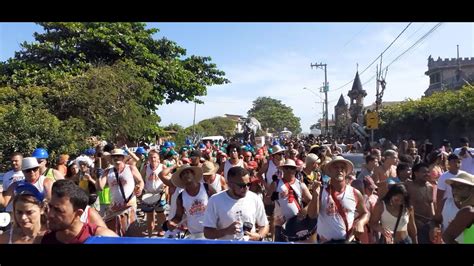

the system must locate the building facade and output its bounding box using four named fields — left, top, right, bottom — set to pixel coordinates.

left=424, top=55, right=474, bottom=96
